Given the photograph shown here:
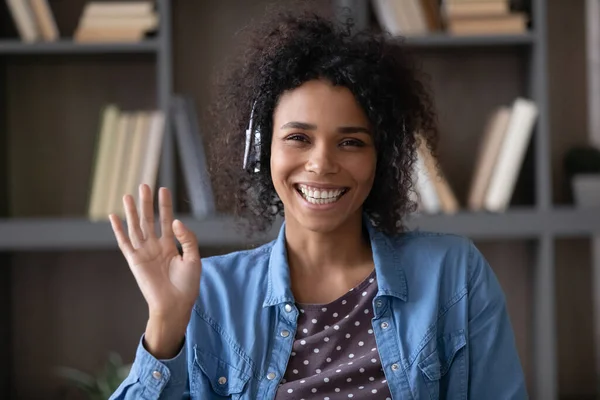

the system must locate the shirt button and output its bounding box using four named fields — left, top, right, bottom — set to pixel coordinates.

left=375, top=299, right=383, bottom=307
left=284, top=304, right=293, bottom=313
left=218, top=376, right=227, bottom=385
left=381, top=321, right=389, bottom=329
left=280, top=330, right=290, bottom=338
left=152, top=370, right=162, bottom=380
left=391, top=363, right=400, bottom=371
left=267, top=372, right=277, bottom=380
